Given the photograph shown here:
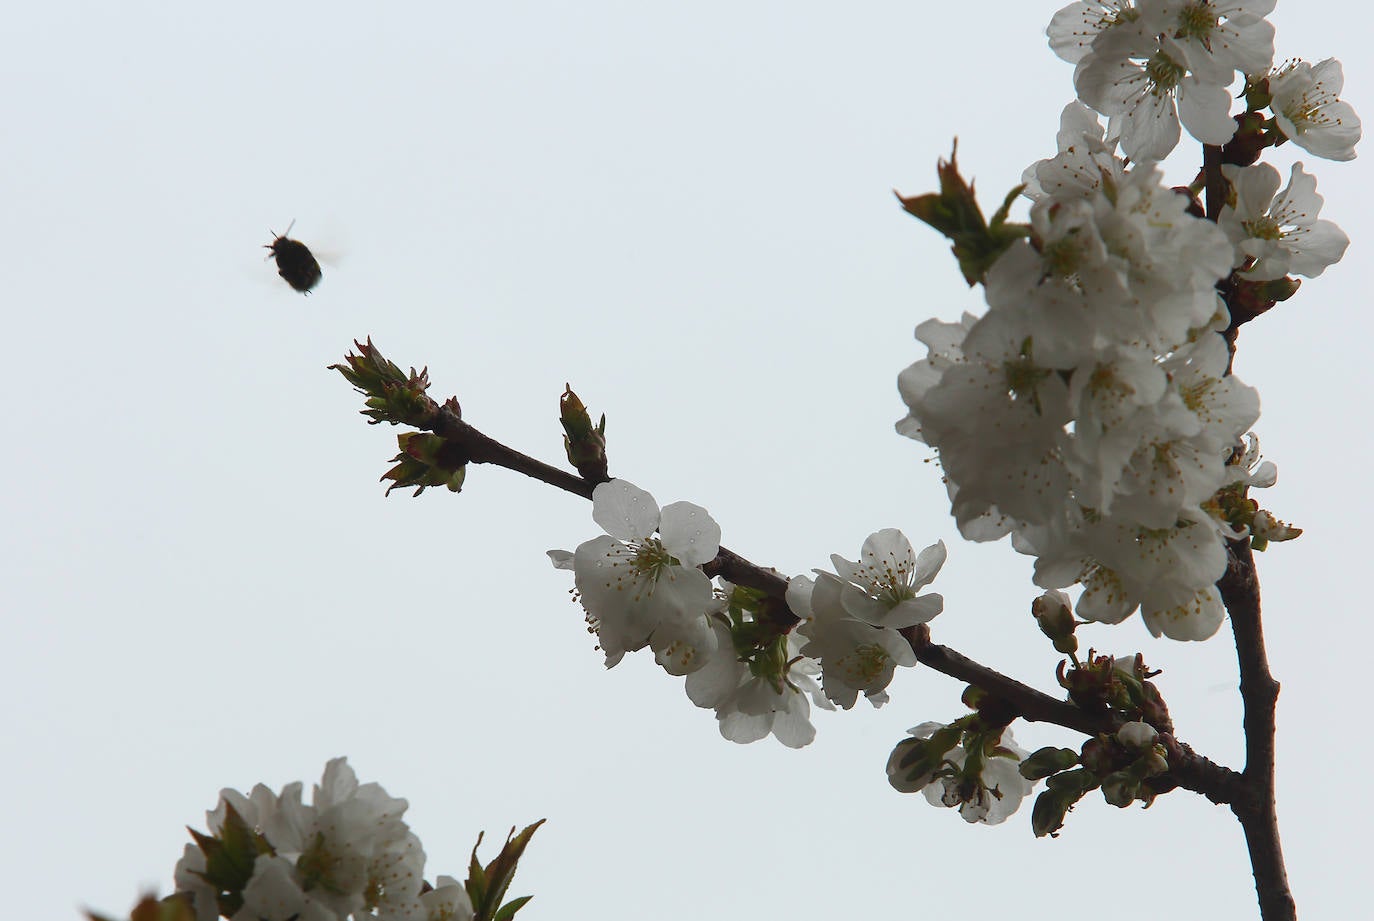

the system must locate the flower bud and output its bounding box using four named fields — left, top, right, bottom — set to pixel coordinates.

left=559, top=385, right=609, bottom=481
left=1139, top=747, right=1170, bottom=777
left=1019, top=746, right=1080, bottom=781
left=1101, top=770, right=1139, bottom=808
left=1032, top=589, right=1078, bottom=655
left=1116, top=721, right=1158, bottom=753
left=1031, top=769, right=1098, bottom=838
left=887, top=722, right=965, bottom=791
left=1079, top=736, right=1116, bottom=775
